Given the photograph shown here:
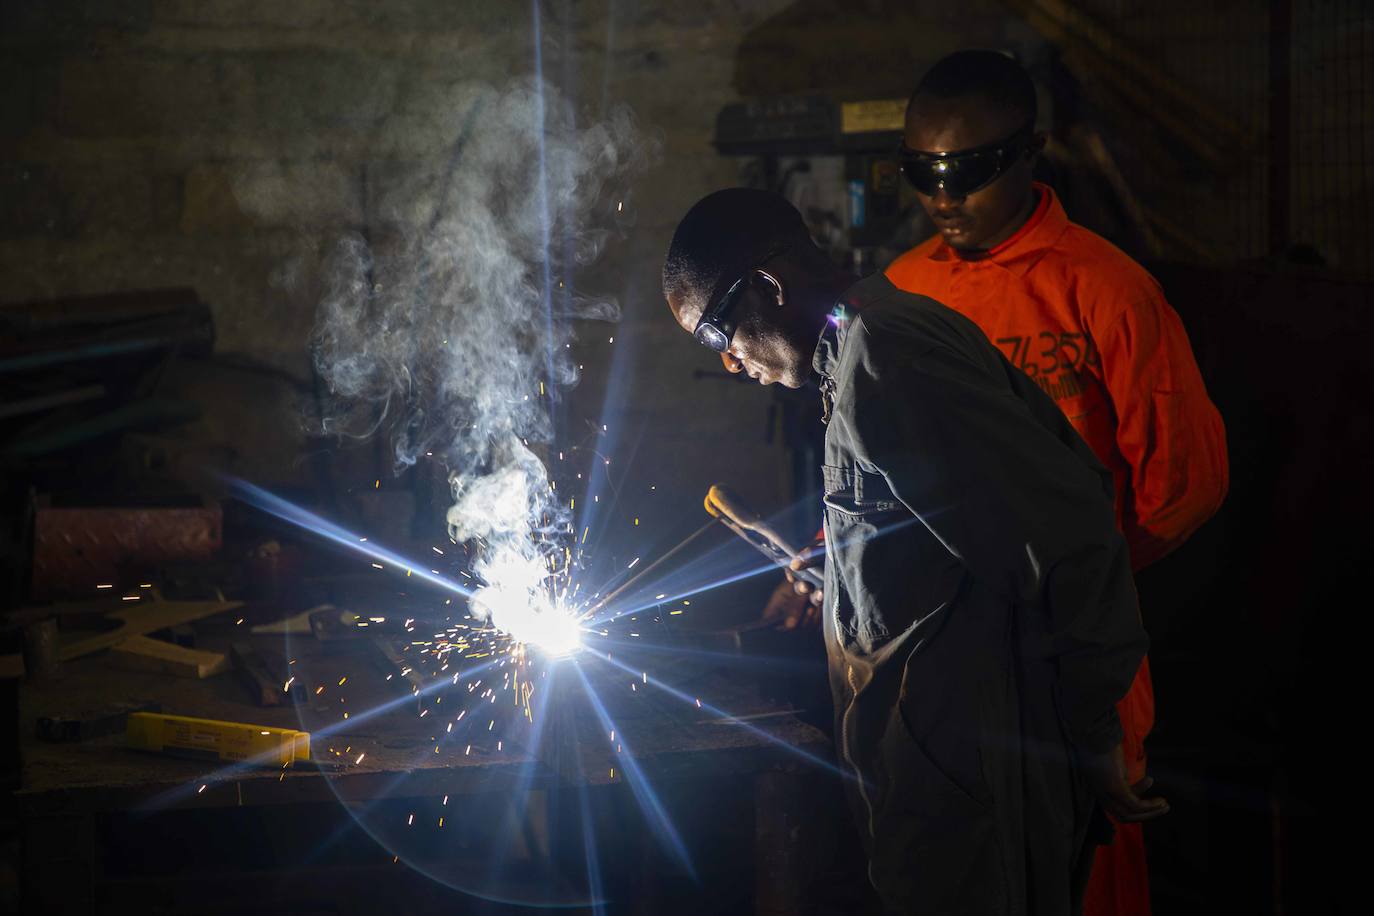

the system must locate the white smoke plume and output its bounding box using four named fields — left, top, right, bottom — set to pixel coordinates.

left=304, top=78, right=651, bottom=637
